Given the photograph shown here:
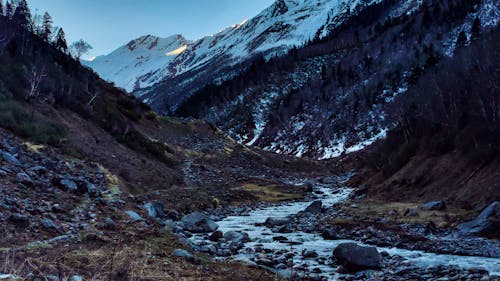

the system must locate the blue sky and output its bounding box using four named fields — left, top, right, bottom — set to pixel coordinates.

left=26, top=0, right=275, bottom=59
